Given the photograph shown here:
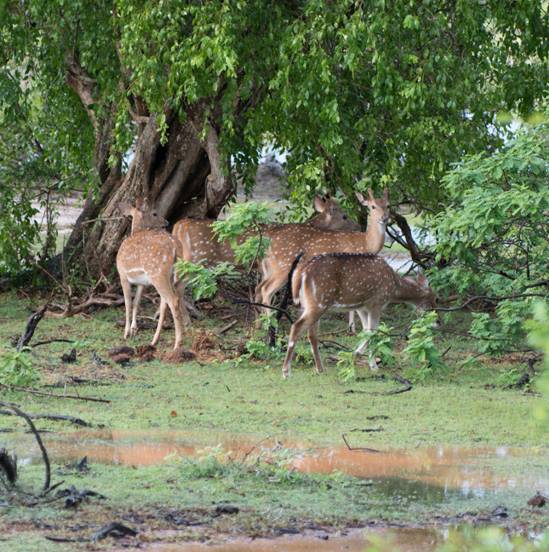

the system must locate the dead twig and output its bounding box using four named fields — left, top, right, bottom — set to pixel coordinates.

left=344, top=375, right=413, bottom=396
left=341, top=433, right=380, bottom=453
left=217, top=319, right=238, bottom=335
left=0, top=401, right=51, bottom=492
left=31, top=339, right=75, bottom=348
left=0, top=384, right=110, bottom=404
left=46, top=294, right=124, bottom=318
left=0, top=410, right=91, bottom=427
left=16, top=305, right=48, bottom=351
